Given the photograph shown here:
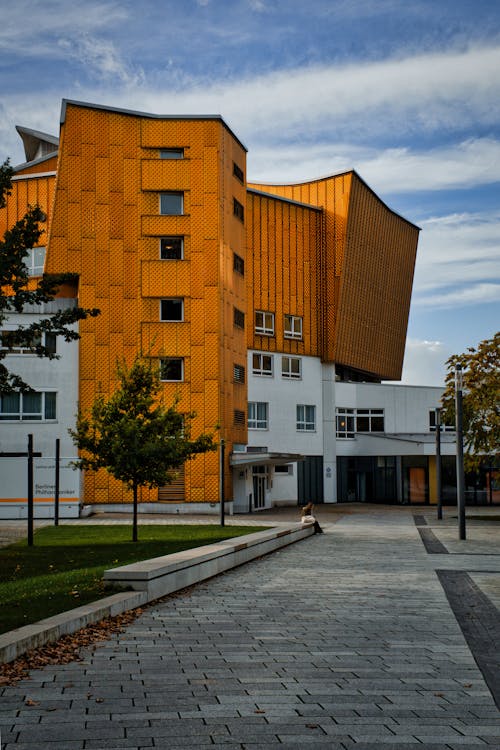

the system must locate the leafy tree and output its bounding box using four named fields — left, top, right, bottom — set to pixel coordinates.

left=70, top=355, right=217, bottom=541
left=441, top=332, right=500, bottom=471
left=0, top=159, right=99, bottom=393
